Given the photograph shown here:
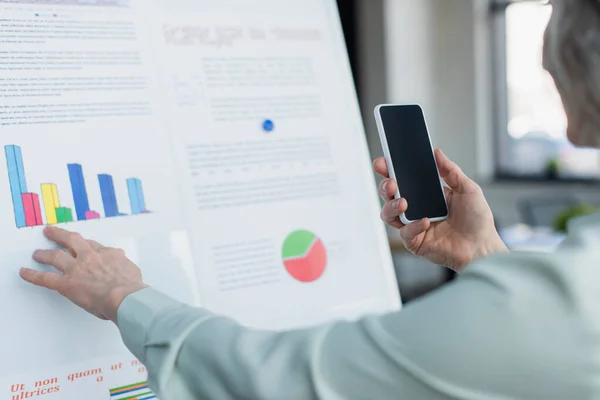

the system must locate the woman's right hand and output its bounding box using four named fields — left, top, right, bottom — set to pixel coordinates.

left=374, top=150, right=508, bottom=271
